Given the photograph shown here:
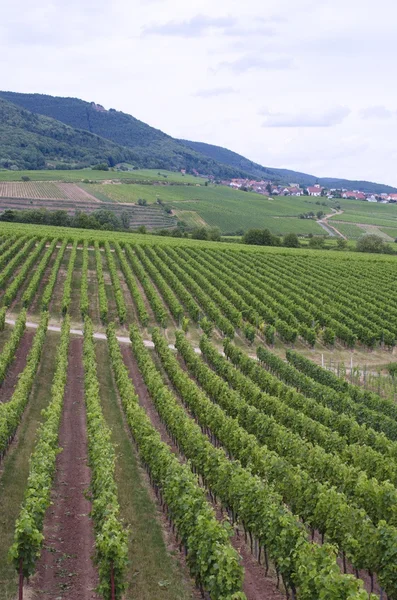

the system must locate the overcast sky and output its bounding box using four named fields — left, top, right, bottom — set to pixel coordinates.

left=2, top=0, right=397, bottom=185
